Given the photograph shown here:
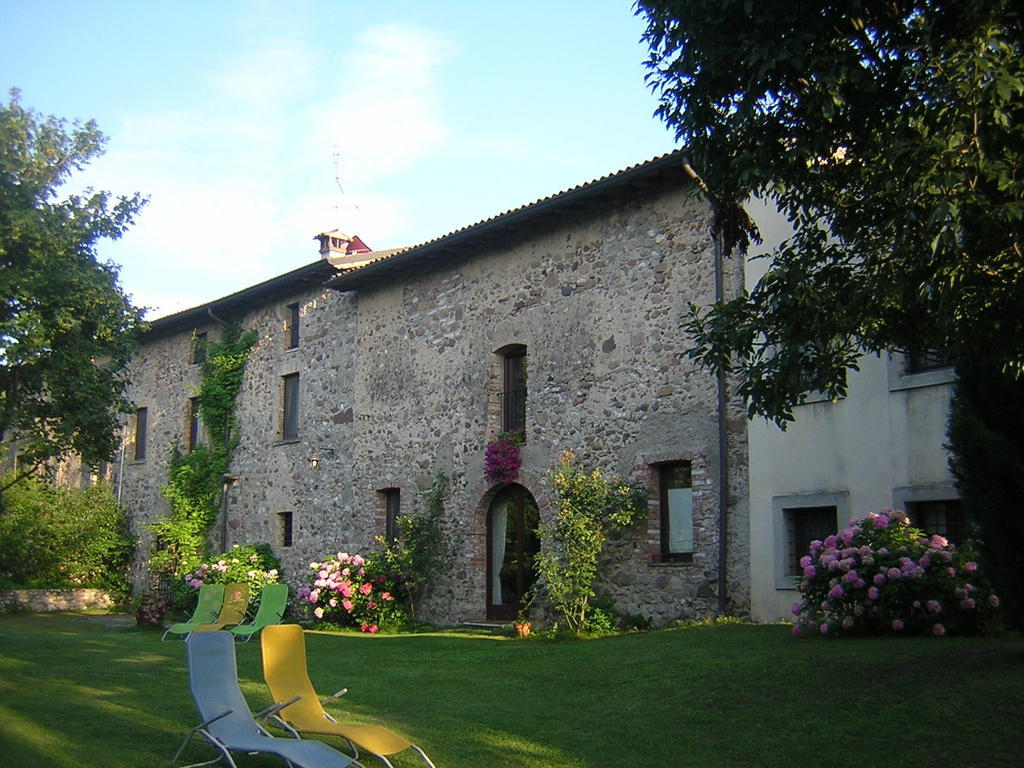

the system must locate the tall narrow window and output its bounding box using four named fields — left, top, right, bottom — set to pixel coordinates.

left=659, top=462, right=694, bottom=561
left=188, top=397, right=202, bottom=450
left=134, top=407, right=148, bottom=461
left=286, top=302, right=300, bottom=349
left=278, top=511, right=294, bottom=547
left=381, top=488, right=401, bottom=541
left=281, top=373, right=299, bottom=440
left=191, top=332, right=208, bottom=365
left=500, top=345, right=527, bottom=435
